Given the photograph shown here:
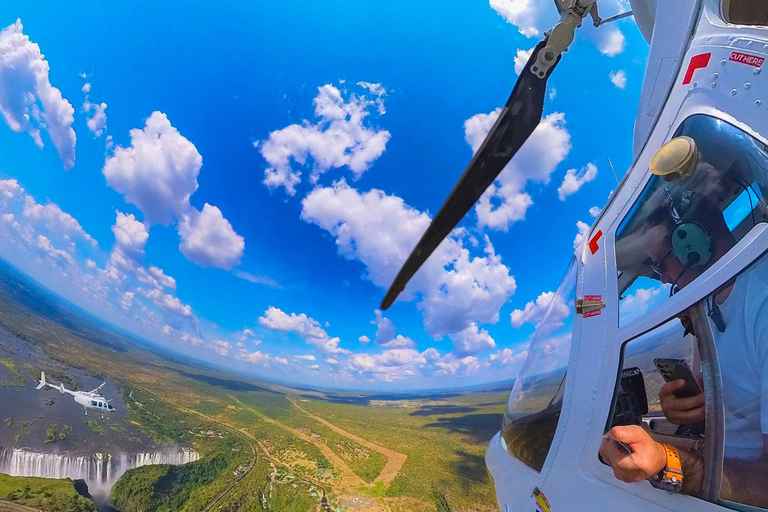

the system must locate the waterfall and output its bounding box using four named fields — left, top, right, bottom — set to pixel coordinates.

left=0, top=448, right=199, bottom=497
